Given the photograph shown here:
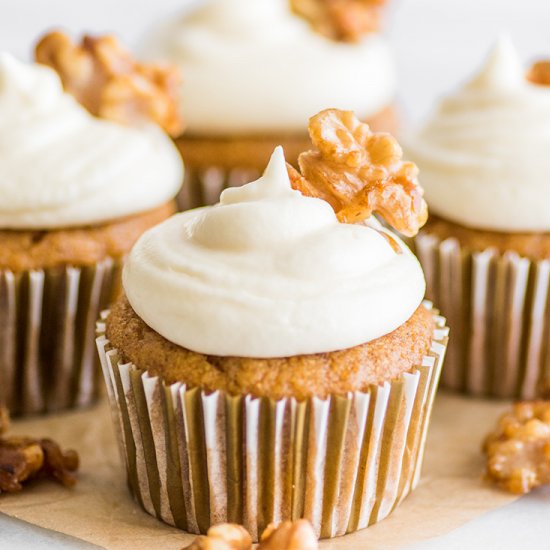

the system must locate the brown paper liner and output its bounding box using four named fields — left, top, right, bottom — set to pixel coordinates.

left=96, top=303, right=448, bottom=540
left=0, top=258, right=121, bottom=416
left=415, top=231, right=550, bottom=399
